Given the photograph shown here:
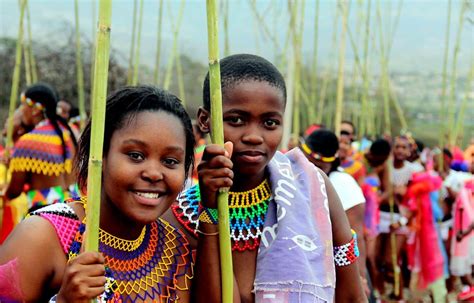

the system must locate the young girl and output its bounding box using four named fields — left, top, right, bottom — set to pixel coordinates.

left=3, top=83, right=78, bottom=213
left=170, top=54, right=365, bottom=302
left=0, top=86, right=194, bottom=302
